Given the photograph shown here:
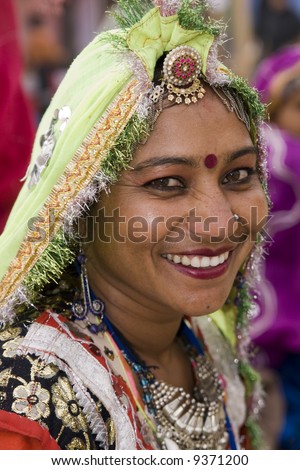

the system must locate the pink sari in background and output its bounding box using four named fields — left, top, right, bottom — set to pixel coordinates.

left=0, top=0, right=35, bottom=232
